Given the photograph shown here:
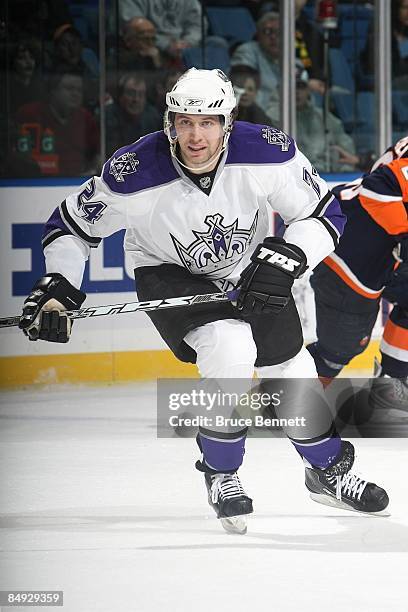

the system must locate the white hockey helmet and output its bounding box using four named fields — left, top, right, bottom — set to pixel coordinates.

left=164, top=68, right=237, bottom=159
left=394, top=135, right=408, bottom=159
left=371, top=134, right=408, bottom=171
